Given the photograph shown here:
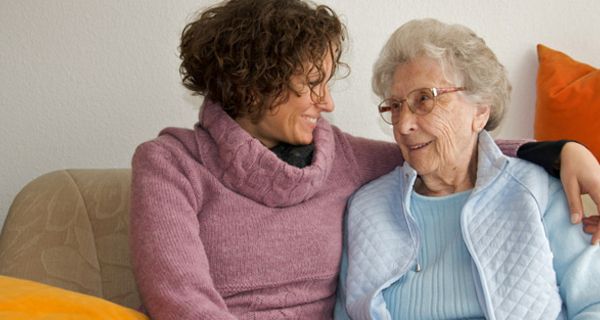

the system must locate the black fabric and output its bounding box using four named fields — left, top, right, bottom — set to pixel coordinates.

left=517, top=140, right=577, bottom=178
left=270, top=143, right=315, bottom=168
